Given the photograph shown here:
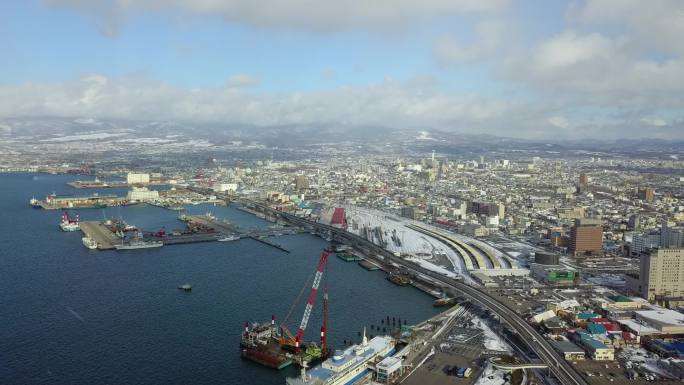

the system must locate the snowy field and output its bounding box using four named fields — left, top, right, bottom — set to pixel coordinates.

left=344, top=206, right=470, bottom=276
left=343, top=205, right=517, bottom=274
